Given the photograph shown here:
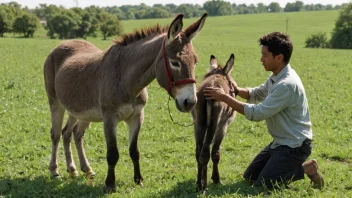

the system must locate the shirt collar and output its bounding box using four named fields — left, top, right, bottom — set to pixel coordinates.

left=270, top=64, right=291, bottom=83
